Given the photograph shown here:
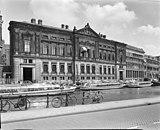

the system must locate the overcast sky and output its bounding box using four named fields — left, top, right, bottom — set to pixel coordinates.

left=0, top=0, right=160, bottom=56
